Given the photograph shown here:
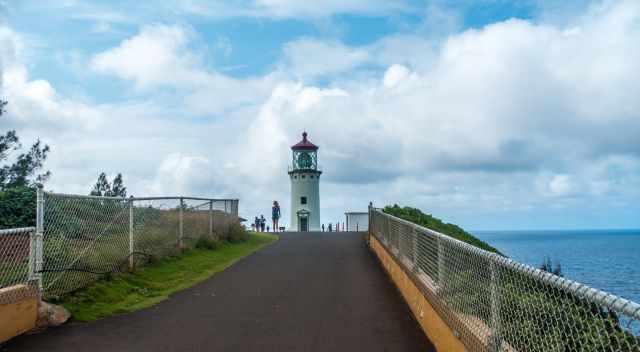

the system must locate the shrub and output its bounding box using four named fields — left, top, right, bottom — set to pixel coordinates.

left=0, top=186, right=36, bottom=228
left=383, top=204, right=501, bottom=254
left=227, top=222, right=248, bottom=243
left=195, top=236, right=221, bottom=250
